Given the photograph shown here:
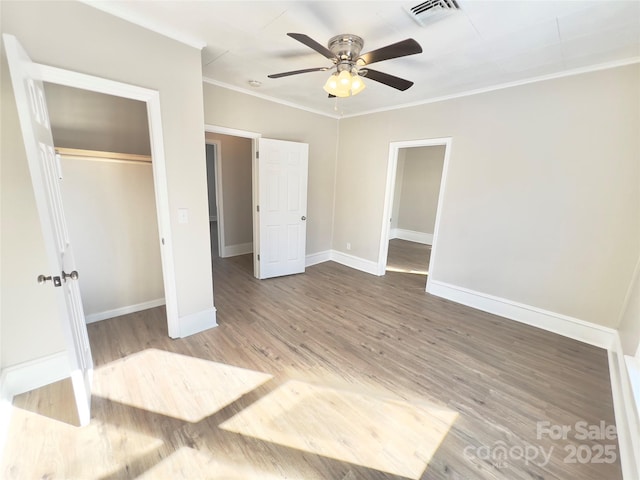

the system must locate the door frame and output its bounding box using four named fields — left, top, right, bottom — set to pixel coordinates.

left=205, top=140, right=223, bottom=258
left=377, top=137, right=453, bottom=292
left=204, top=124, right=261, bottom=278
left=36, top=64, right=180, bottom=337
